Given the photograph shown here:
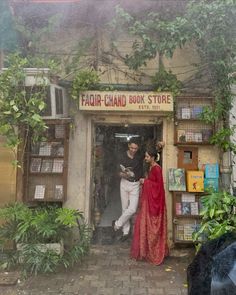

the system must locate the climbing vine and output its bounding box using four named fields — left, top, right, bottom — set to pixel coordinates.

left=110, top=1, right=236, bottom=151
left=0, top=53, right=55, bottom=167
left=71, top=69, right=100, bottom=104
